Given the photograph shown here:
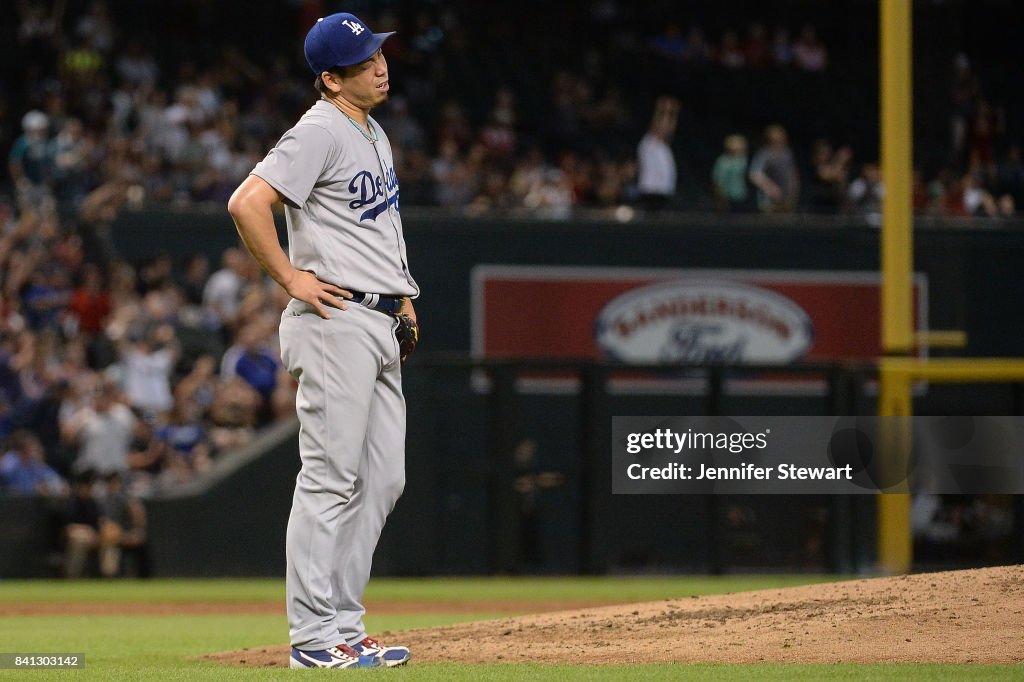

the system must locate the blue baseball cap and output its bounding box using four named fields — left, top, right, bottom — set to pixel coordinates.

left=304, top=13, right=395, bottom=74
